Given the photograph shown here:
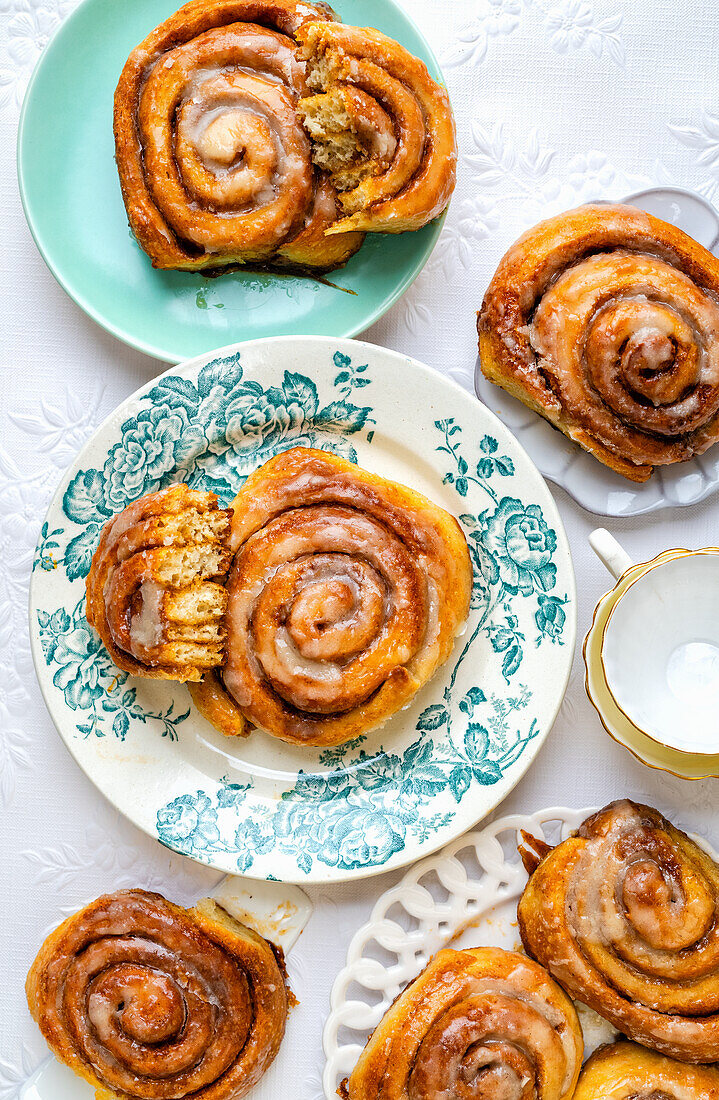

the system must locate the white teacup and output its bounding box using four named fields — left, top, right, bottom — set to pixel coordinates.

left=590, top=530, right=719, bottom=756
